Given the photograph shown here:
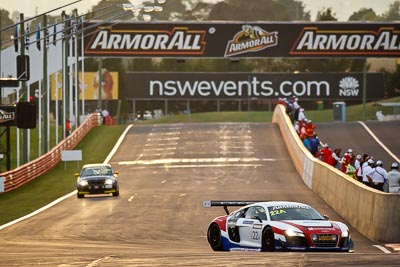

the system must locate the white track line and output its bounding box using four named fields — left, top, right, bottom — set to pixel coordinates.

left=0, top=191, right=76, bottom=230
left=357, top=121, right=399, bottom=162
left=0, top=125, right=133, bottom=231
left=373, top=245, right=392, bottom=254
